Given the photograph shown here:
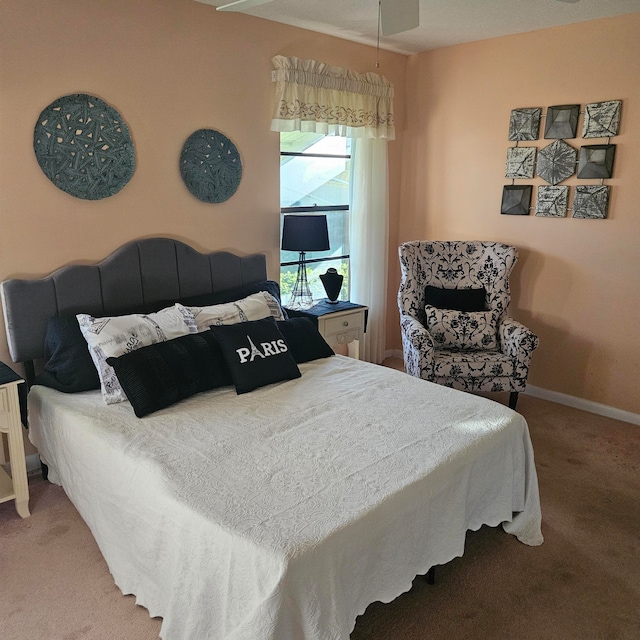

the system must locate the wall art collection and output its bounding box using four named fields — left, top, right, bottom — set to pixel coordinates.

left=501, top=99, right=621, bottom=219
left=33, top=93, right=242, bottom=203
